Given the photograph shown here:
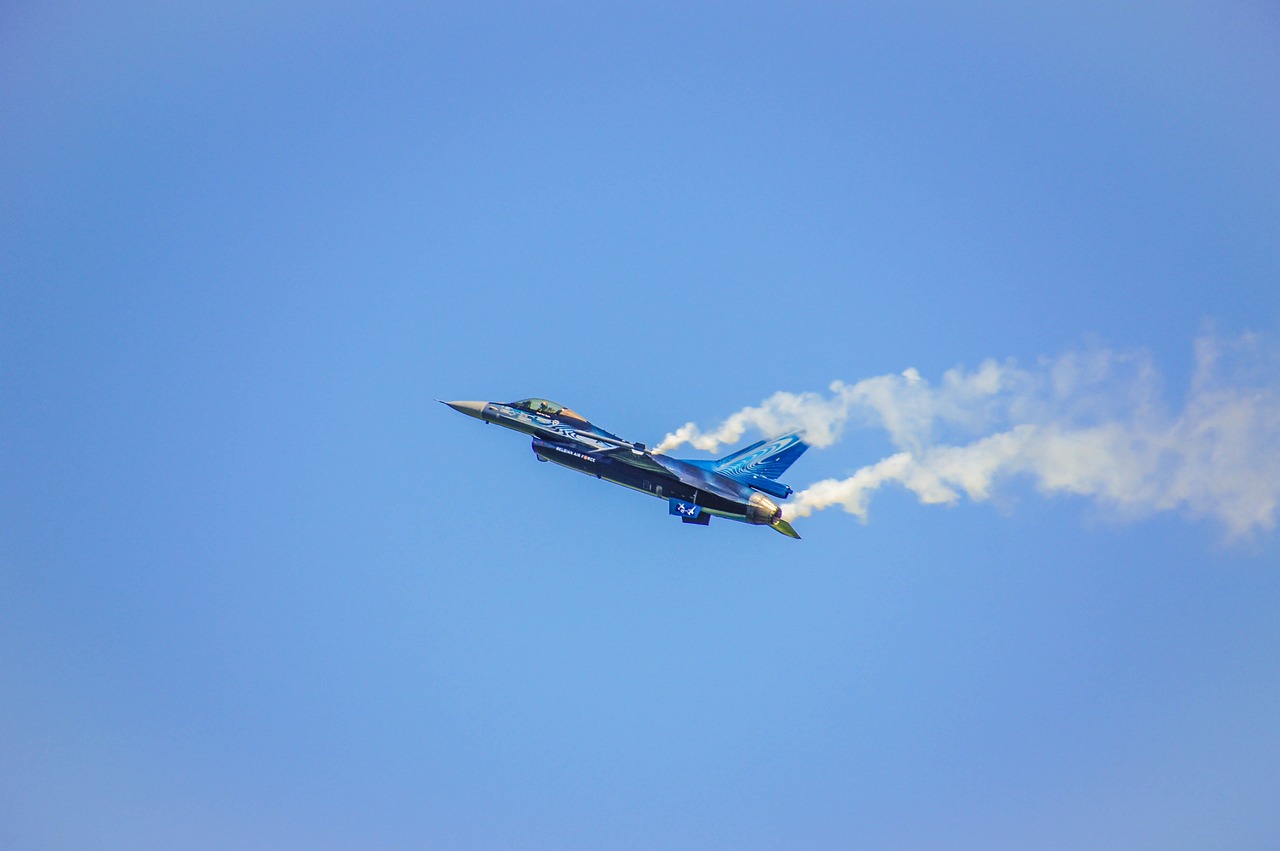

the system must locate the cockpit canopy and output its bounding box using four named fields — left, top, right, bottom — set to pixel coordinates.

left=508, top=398, right=587, bottom=422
